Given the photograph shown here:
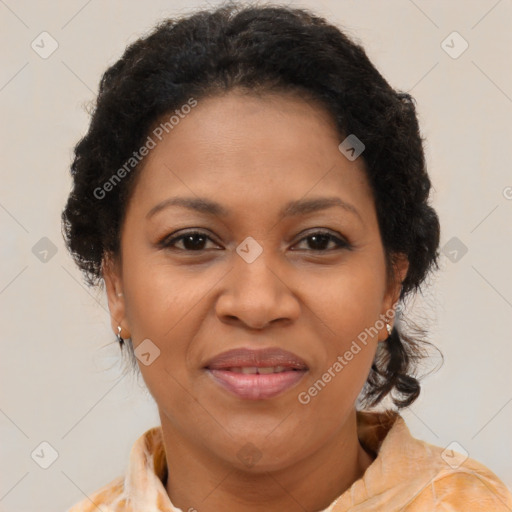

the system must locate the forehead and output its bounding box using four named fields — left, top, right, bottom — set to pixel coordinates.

left=126, top=90, right=374, bottom=223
